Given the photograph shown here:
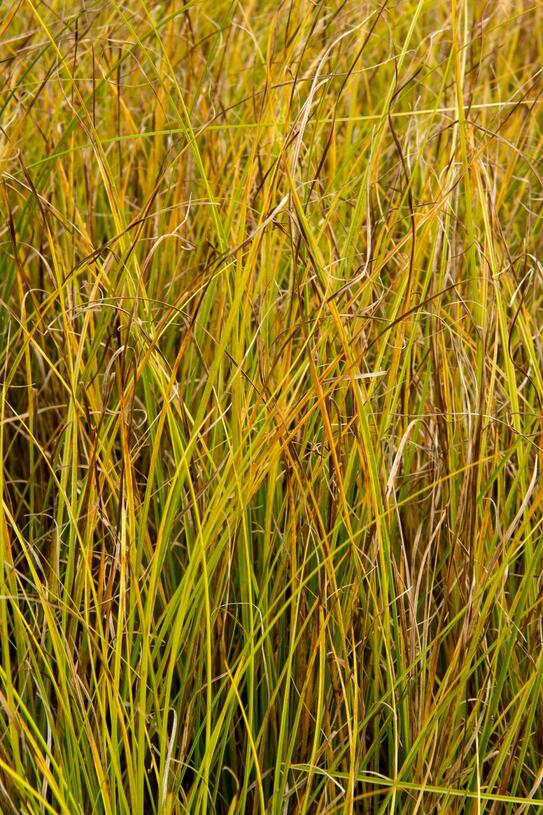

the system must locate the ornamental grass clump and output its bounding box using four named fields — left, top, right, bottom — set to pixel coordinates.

left=1, top=1, right=543, bottom=813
